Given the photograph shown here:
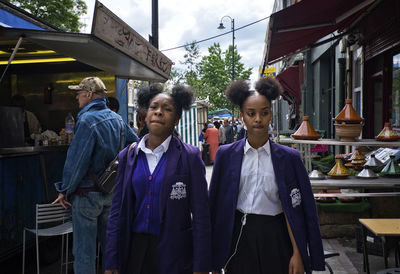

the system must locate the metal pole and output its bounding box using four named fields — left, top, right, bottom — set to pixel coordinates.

left=231, top=19, right=235, bottom=123
left=0, top=36, right=23, bottom=84
left=151, top=0, right=159, bottom=49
